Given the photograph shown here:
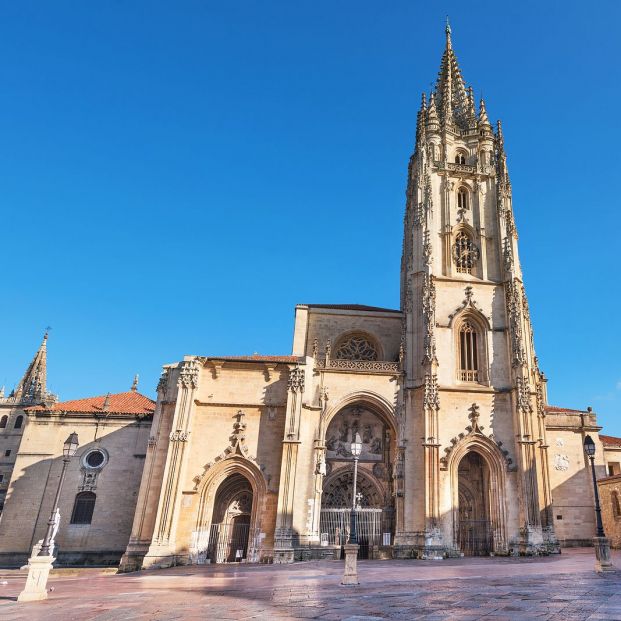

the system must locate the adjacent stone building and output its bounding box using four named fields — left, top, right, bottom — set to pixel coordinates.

left=0, top=336, right=154, bottom=566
